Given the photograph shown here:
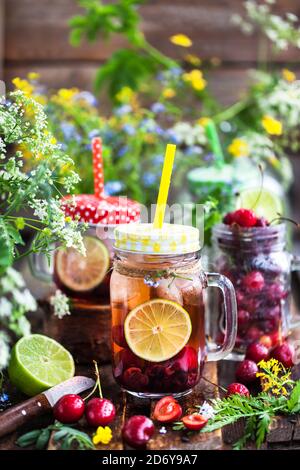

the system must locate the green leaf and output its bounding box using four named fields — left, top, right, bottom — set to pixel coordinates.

left=256, top=412, right=272, bottom=449
left=15, top=217, right=25, bottom=230
left=16, top=430, right=41, bottom=447
left=35, top=429, right=51, bottom=449
left=287, top=380, right=300, bottom=412
left=0, top=218, right=14, bottom=270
